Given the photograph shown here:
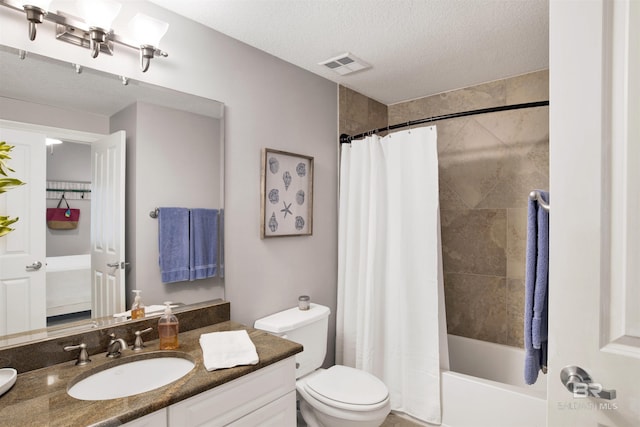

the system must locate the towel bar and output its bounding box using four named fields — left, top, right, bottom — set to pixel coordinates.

left=529, top=190, right=550, bottom=212
left=149, top=208, right=159, bottom=218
